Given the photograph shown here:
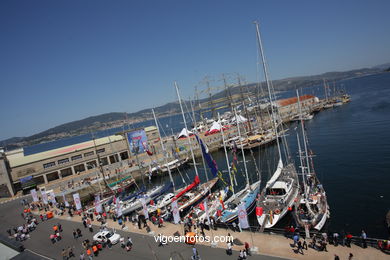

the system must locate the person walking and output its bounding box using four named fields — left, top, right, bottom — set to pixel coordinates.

left=79, top=253, right=85, bottom=260
left=226, top=241, right=233, bottom=255
left=67, top=246, right=74, bottom=258
left=238, top=250, right=244, bottom=260
left=361, top=230, right=367, bottom=248
left=192, top=246, right=199, bottom=260
left=61, top=249, right=68, bottom=260
left=244, top=242, right=250, bottom=255
left=348, top=253, right=354, bottom=260
left=297, top=240, right=304, bottom=255
left=293, top=234, right=299, bottom=247
left=76, top=228, right=82, bottom=238
left=86, top=248, right=92, bottom=260
left=334, top=255, right=340, bottom=260
left=73, top=230, right=77, bottom=239
left=302, top=239, right=308, bottom=250
left=88, top=224, right=93, bottom=233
